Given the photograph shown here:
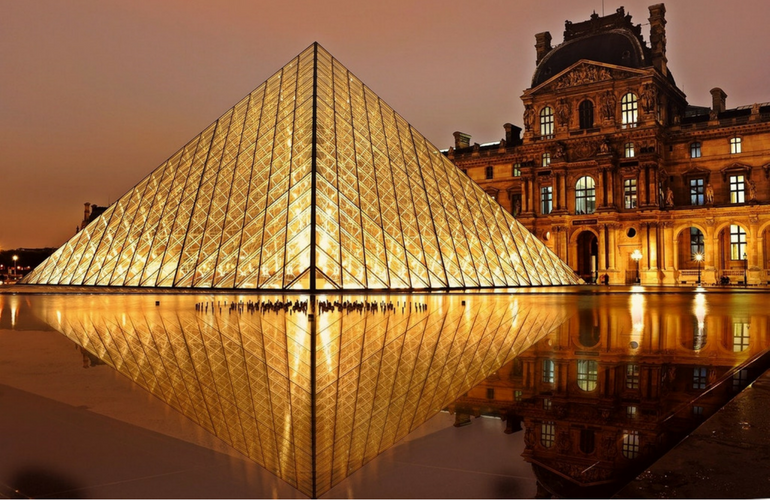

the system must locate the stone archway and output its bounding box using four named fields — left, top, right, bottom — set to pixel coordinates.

left=576, top=231, right=599, bottom=283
